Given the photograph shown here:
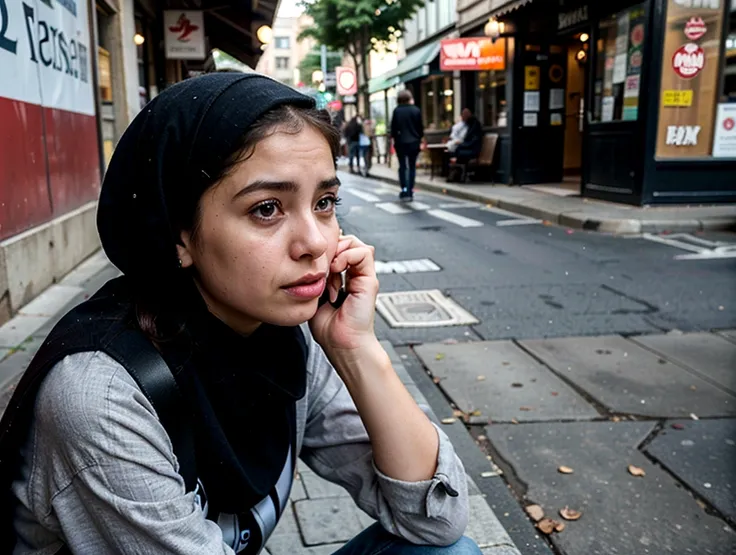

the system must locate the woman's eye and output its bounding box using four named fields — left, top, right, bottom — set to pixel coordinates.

left=250, top=201, right=281, bottom=220
left=316, top=196, right=341, bottom=212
